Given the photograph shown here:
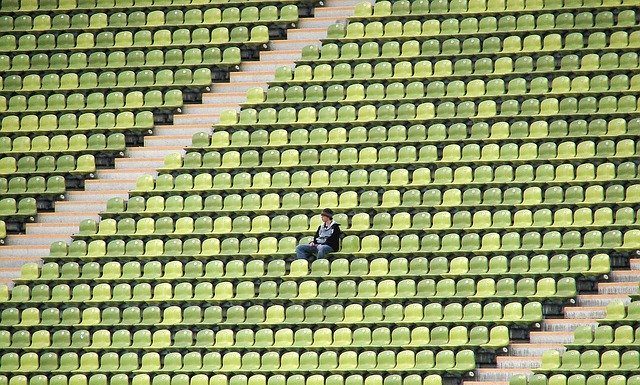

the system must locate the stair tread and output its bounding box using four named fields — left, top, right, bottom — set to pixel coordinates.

left=56, top=191, right=127, bottom=195
left=497, top=356, right=542, bottom=361
left=98, top=168, right=158, bottom=173
left=510, top=343, right=565, bottom=347
left=8, top=234, right=70, bottom=238
left=0, top=245, right=49, bottom=249
left=145, top=135, right=194, bottom=139
left=529, top=328, right=573, bottom=336
left=314, top=5, right=355, bottom=10
left=231, top=70, right=275, bottom=75
left=463, top=382, right=509, bottom=385
left=271, top=38, right=323, bottom=43
left=599, top=281, right=640, bottom=287
left=127, top=146, right=184, bottom=150
left=156, top=124, right=211, bottom=129
left=87, top=179, right=138, bottom=182
left=543, top=318, right=597, bottom=323
left=116, top=158, right=164, bottom=162
left=25, top=223, right=78, bottom=227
